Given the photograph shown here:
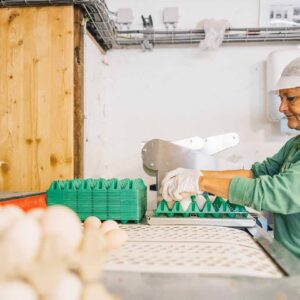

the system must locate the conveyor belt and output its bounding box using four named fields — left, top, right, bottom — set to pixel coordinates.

left=104, top=225, right=282, bottom=278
